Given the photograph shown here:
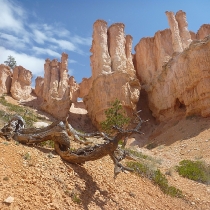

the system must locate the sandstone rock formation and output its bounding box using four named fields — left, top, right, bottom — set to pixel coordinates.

left=0, top=64, right=12, bottom=95
left=134, top=29, right=173, bottom=86
left=35, top=53, right=79, bottom=120
left=78, top=77, right=93, bottom=98
left=69, top=76, right=79, bottom=103
left=84, top=20, right=140, bottom=128
left=34, top=76, right=44, bottom=98
left=90, top=20, right=111, bottom=80
left=146, top=36, right=210, bottom=121
left=10, top=66, right=32, bottom=100
left=175, top=10, right=192, bottom=49
left=135, top=10, right=210, bottom=121
left=165, top=11, right=183, bottom=53
left=197, top=24, right=210, bottom=40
